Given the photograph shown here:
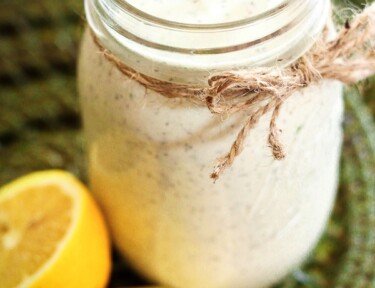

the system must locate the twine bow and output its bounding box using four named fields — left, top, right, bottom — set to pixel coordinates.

left=92, top=4, right=375, bottom=180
